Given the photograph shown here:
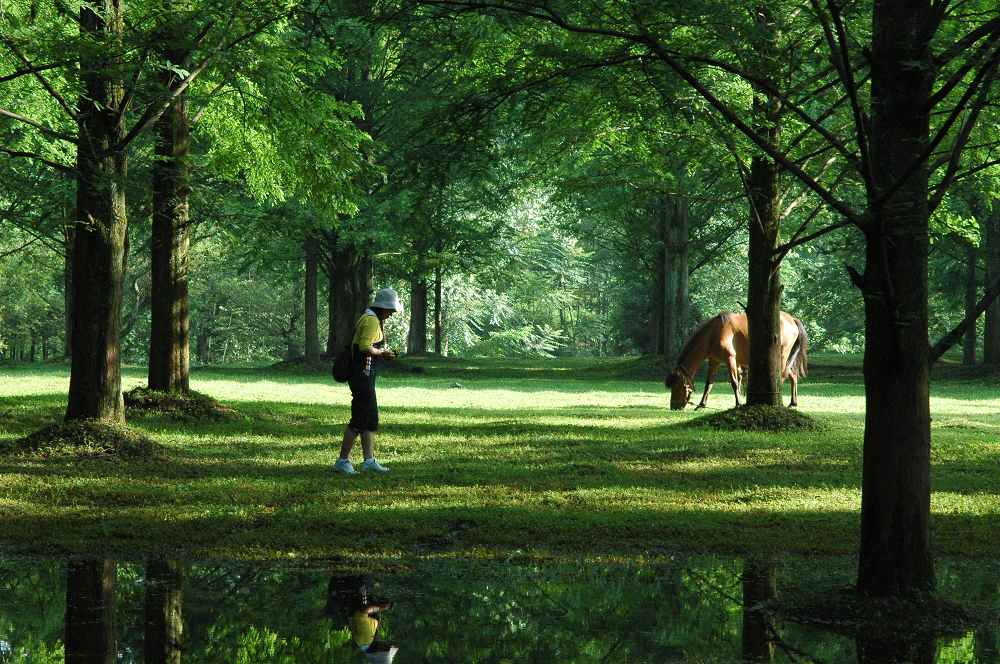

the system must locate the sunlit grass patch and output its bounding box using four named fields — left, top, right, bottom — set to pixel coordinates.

left=0, top=357, right=998, bottom=559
